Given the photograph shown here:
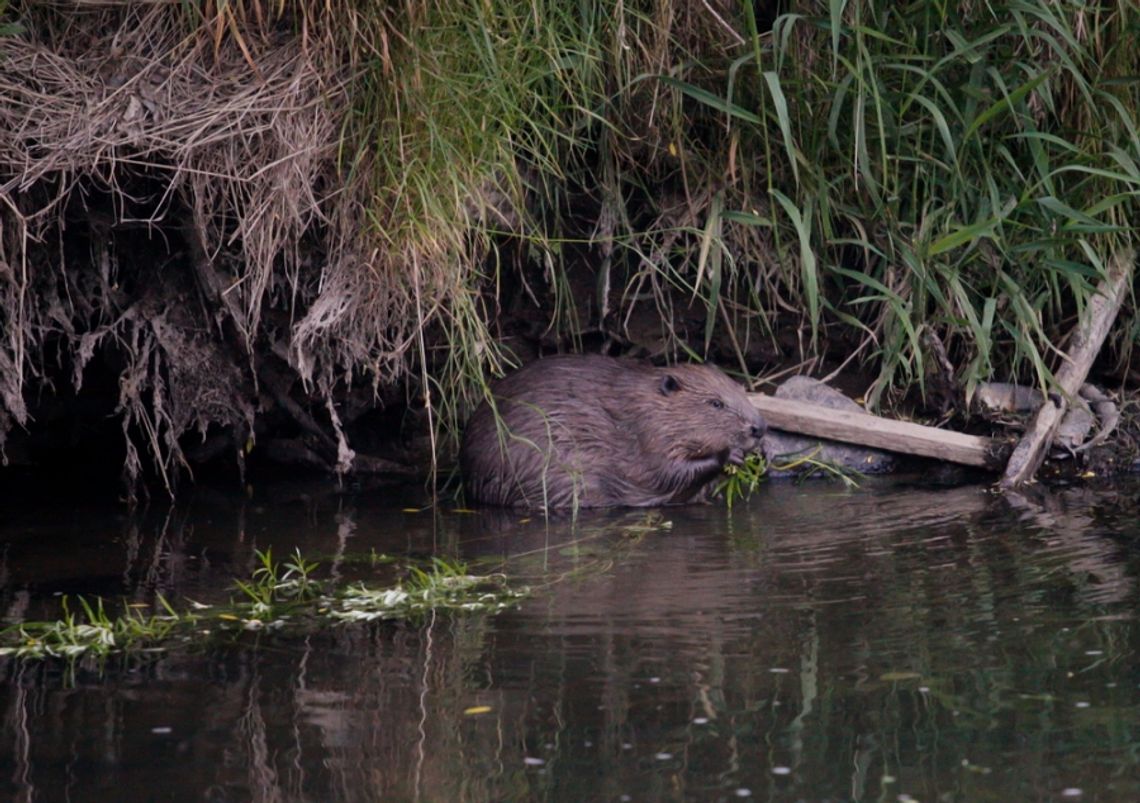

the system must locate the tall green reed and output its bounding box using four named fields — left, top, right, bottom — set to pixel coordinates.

left=668, top=0, right=1138, bottom=405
